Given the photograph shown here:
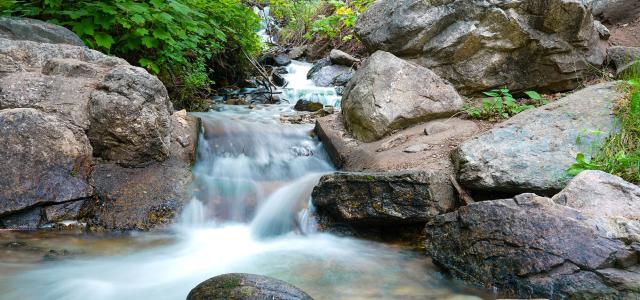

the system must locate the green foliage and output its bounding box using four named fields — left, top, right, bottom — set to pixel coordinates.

left=6, top=0, right=261, bottom=110
left=306, top=0, right=372, bottom=41
left=568, top=76, right=640, bottom=183
left=464, top=88, right=545, bottom=120
left=265, top=0, right=322, bottom=46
